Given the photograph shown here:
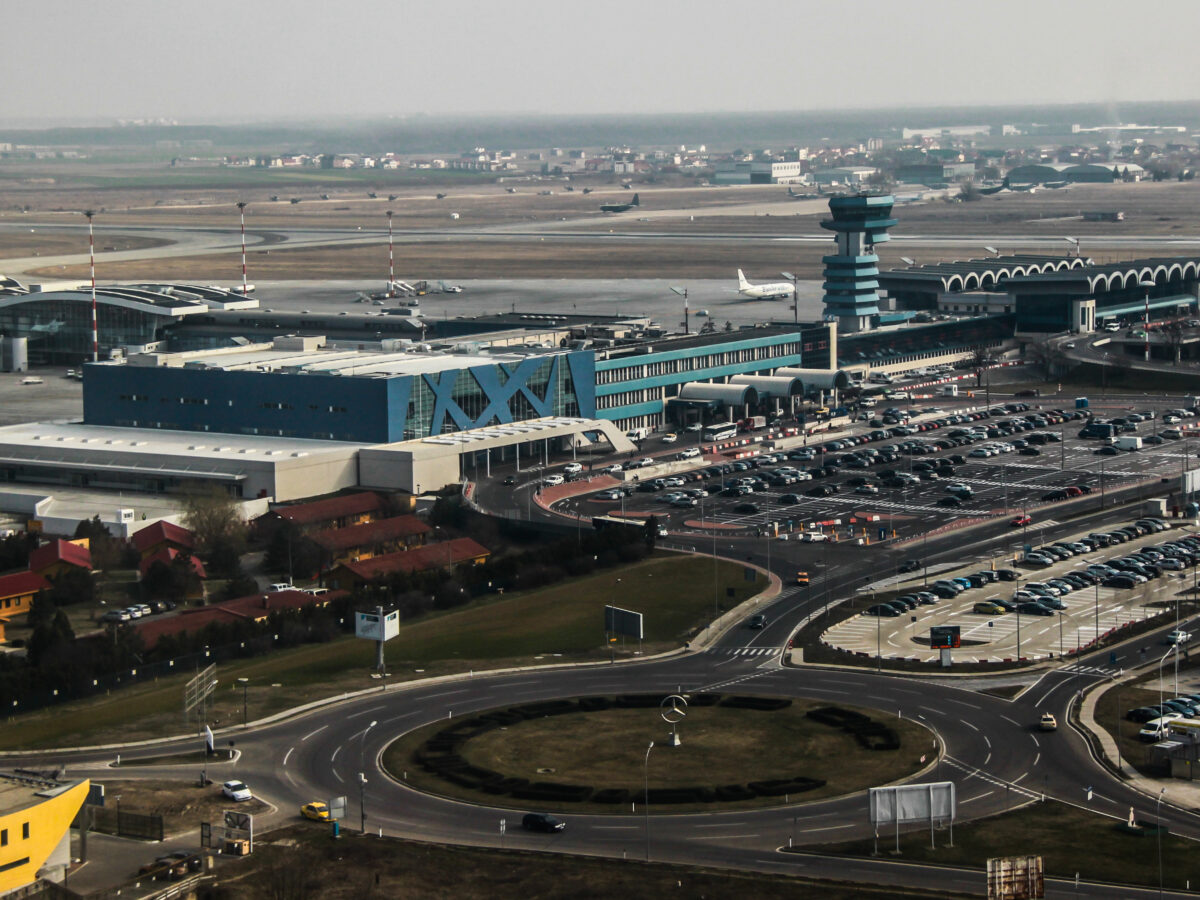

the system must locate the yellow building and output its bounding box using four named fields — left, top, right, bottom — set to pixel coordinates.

left=0, top=775, right=89, bottom=894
